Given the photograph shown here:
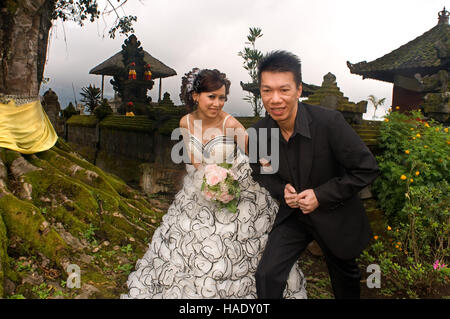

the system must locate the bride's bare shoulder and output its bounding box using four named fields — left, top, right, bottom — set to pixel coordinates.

left=223, top=113, right=245, bottom=130
left=179, top=114, right=189, bottom=128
